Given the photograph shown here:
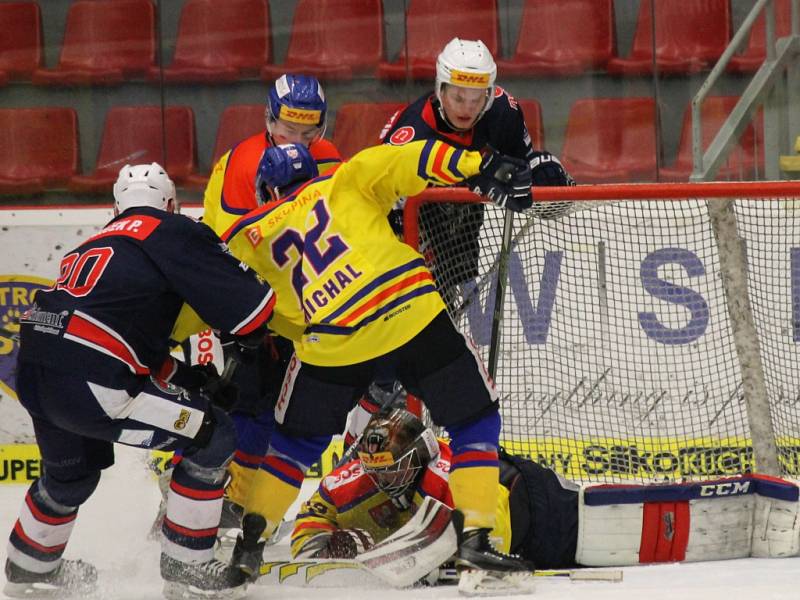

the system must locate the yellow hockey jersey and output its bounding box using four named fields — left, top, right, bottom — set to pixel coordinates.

left=215, top=139, right=483, bottom=366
